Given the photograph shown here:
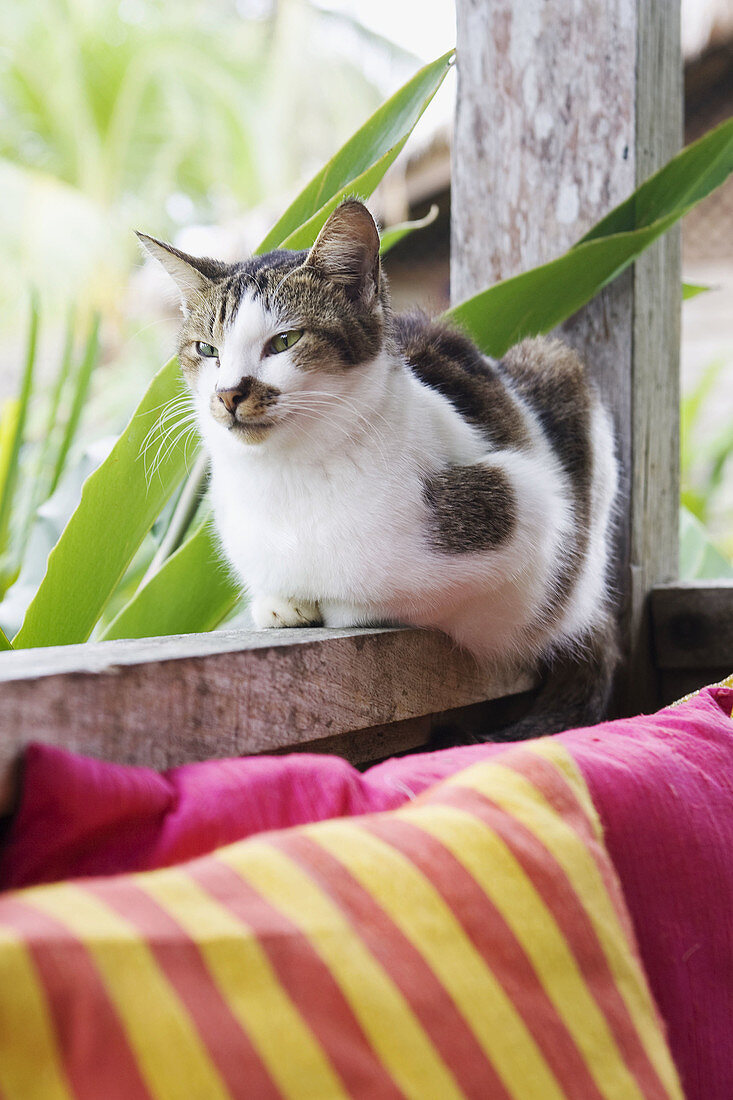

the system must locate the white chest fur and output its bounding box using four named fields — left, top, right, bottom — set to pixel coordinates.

left=206, top=360, right=486, bottom=605
left=200, top=352, right=583, bottom=662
